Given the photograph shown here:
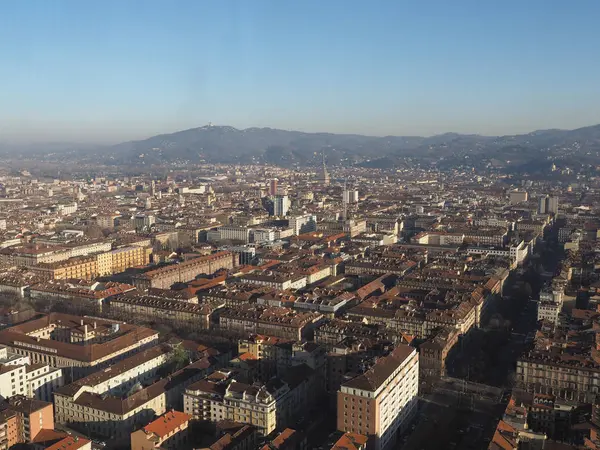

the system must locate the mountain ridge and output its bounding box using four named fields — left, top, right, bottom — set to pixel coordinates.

left=3, top=123, right=600, bottom=171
